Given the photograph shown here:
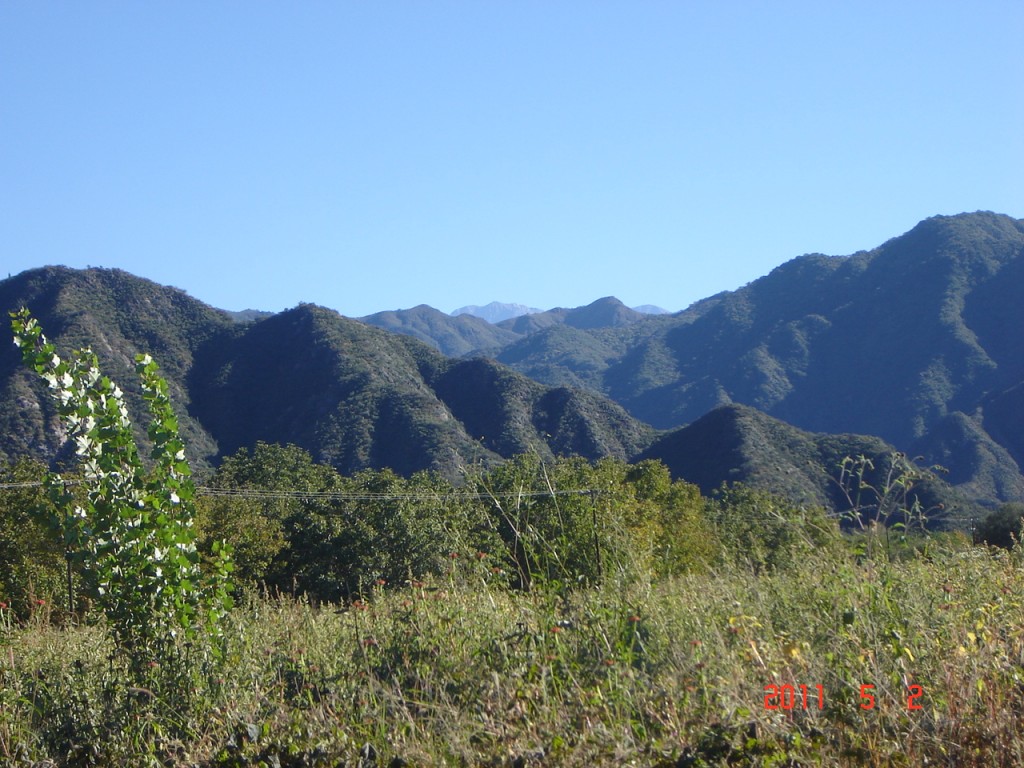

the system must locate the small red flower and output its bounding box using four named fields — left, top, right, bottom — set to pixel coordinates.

left=362, top=638, right=378, bottom=647
left=628, top=615, right=641, bottom=623
left=0, top=602, right=8, bottom=609
left=603, top=659, right=615, bottom=666
left=448, top=552, right=459, bottom=559
left=35, top=599, right=46, bottom=606
left=475, top=551, right=488, bottom=560
left=550, top=625, right=563, bottom=634
left=691, top=640, right=702, bottom=647
left=376, top=578, right=387, bottom=586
